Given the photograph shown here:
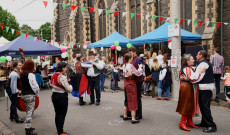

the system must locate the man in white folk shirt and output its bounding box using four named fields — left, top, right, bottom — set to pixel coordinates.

left=81, top=51, right=104, bottom=106
left=193, top=50, right=217, bottom=133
